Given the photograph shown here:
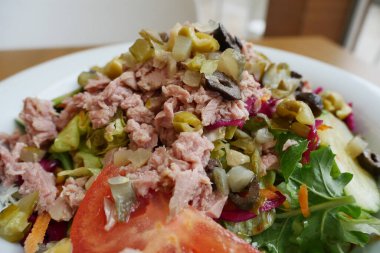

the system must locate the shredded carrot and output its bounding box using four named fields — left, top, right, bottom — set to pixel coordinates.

left=24, top=212, right=51, bottom=253
left=317, top=124, right=332, bottom=131
left=298, top=184, right=310, bottom=217
left=260, top=189, right=278, bottom=200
